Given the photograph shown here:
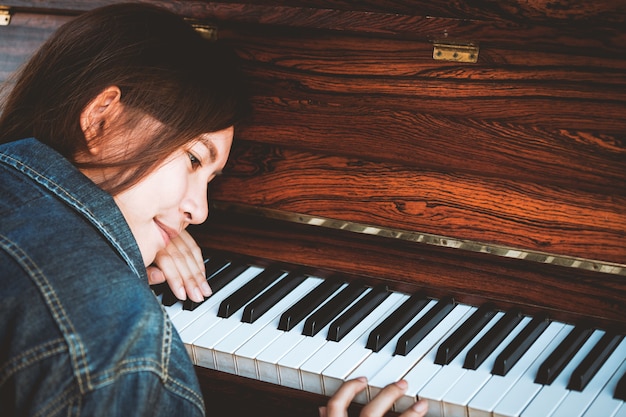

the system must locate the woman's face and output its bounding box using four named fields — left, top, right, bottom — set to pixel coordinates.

left=113, top=127, right=233, bottom=266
